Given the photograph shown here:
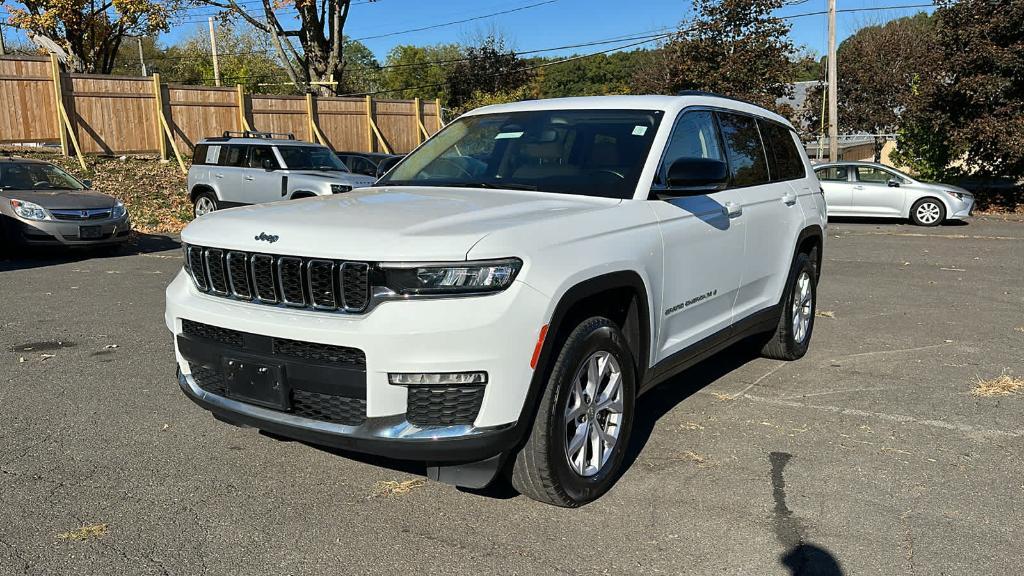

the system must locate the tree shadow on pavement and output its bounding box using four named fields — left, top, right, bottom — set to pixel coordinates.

left=0, top=232, right=180, bottom=272
left=781, top=544, right=844, bottom=576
